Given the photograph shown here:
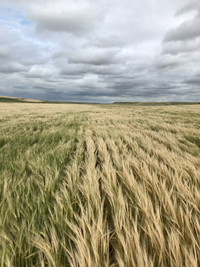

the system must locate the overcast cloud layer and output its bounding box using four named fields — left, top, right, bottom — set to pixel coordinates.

left=0, top=0, right=199, bottom=102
